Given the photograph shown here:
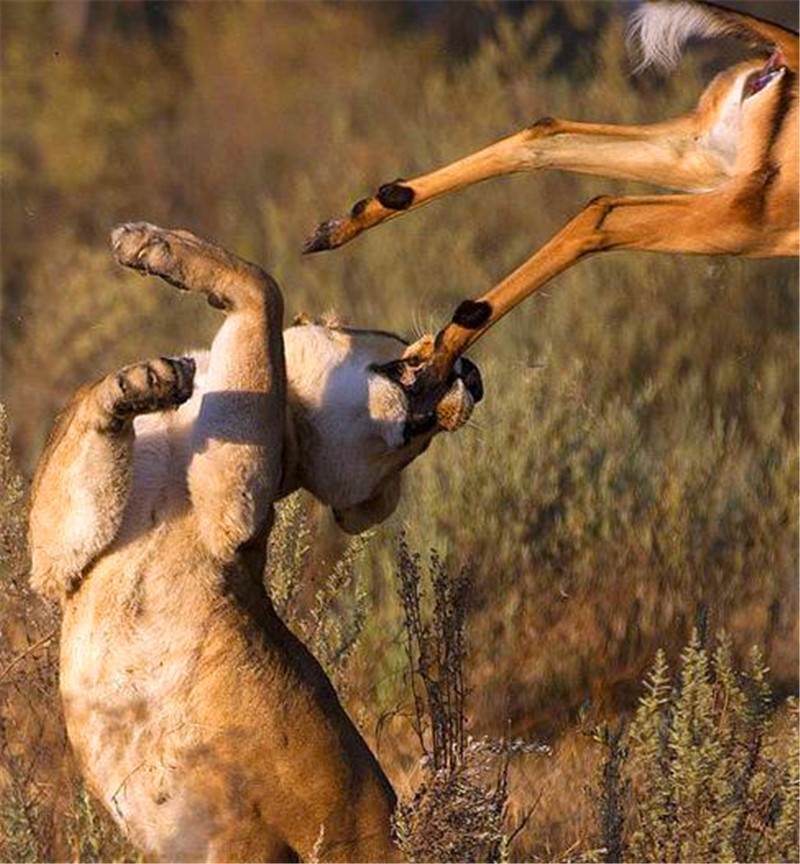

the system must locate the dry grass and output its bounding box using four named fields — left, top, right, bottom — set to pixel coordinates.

left=1, top=2, right=797, bottom=861
left=393, top=534, right=518, bottom=862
